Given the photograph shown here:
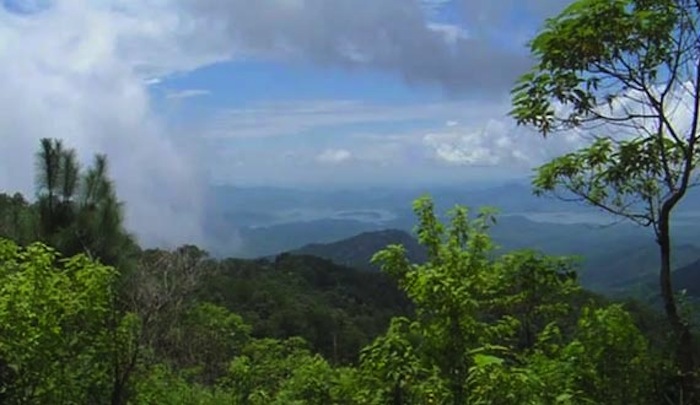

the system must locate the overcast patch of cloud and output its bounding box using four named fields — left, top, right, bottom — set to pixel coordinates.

left=176, top=0, right=536, bottom=95
left=460, top=0, right=570, bottom=32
